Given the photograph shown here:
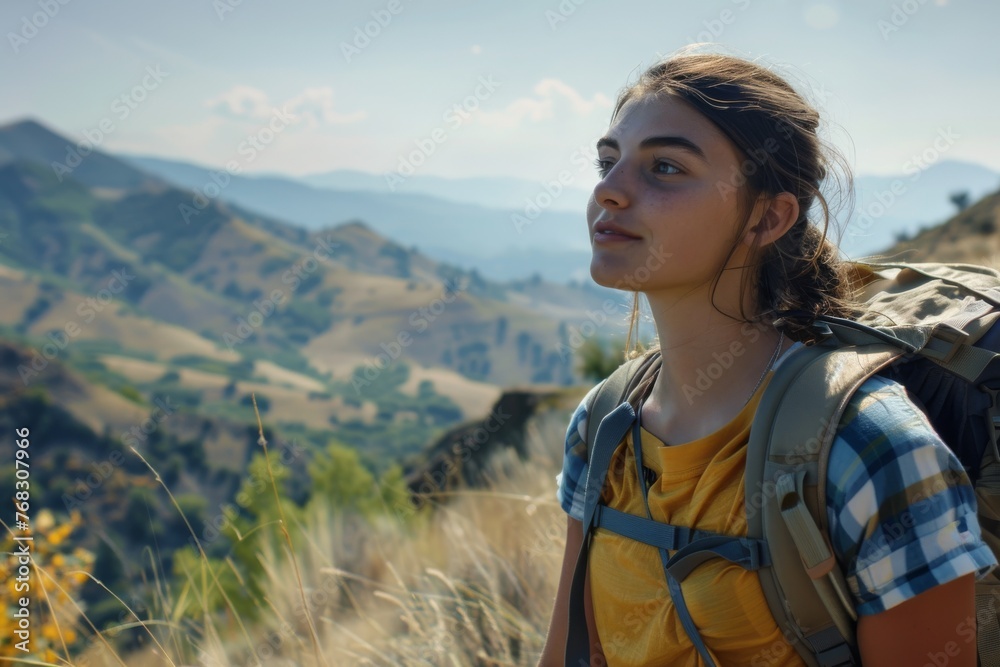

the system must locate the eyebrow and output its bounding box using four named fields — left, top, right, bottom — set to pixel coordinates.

left=595, top=135, right=709, bottom=164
